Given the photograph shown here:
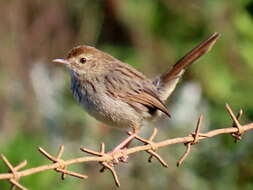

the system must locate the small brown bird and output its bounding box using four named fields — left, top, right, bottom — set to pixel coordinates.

left=53, top=33, right=220, bottom=153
